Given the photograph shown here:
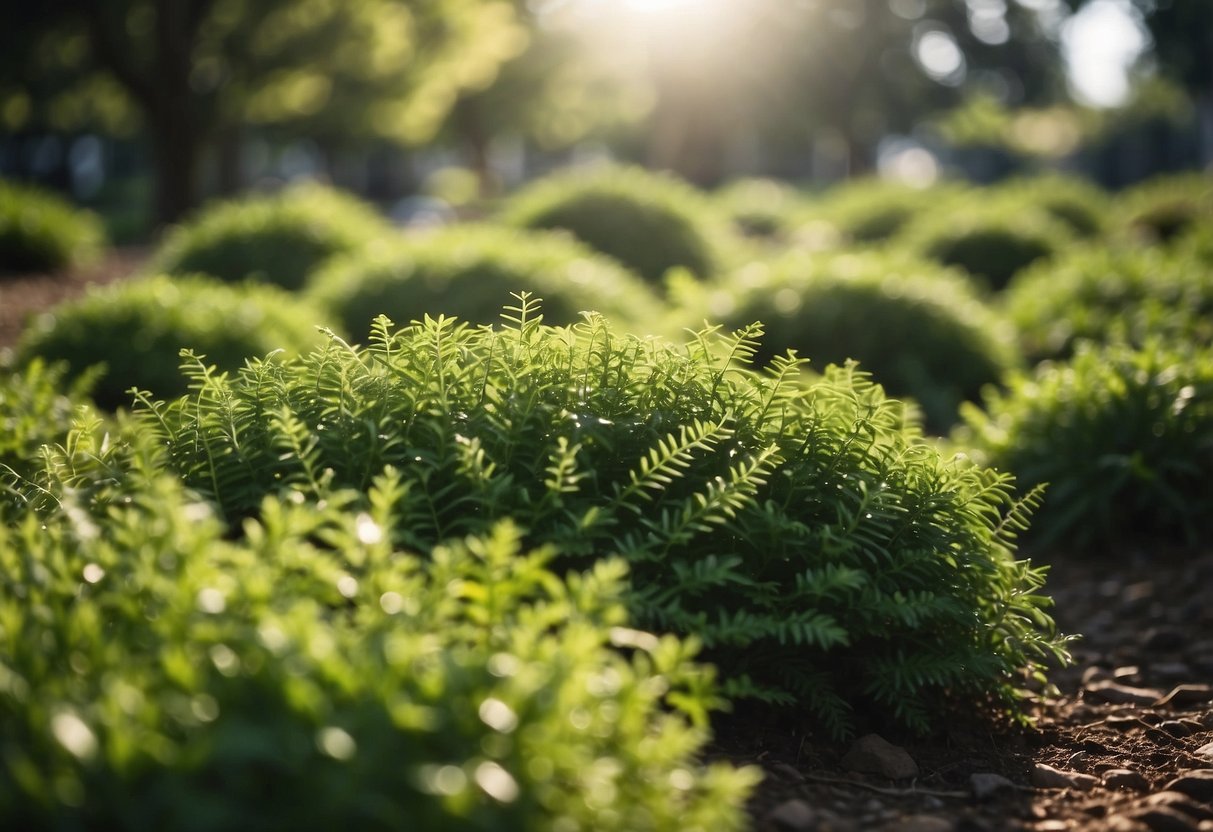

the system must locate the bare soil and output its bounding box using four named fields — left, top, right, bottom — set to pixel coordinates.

left=3, top=261, right=1212, bottom=831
